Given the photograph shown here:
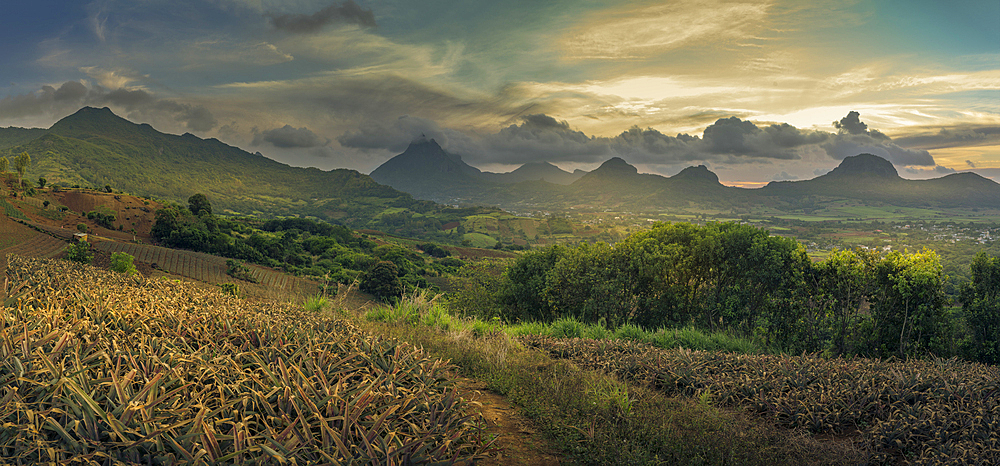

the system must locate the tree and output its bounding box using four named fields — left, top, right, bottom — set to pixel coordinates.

left=0, top=156, right=8, bottom=174
left=863, top=250, right=949, bottom=357
left=13, top=152, right=30, bottom=188
left=110, top=252, right=138, bottom=276
left=360, top=261, right=403, bottom=301
left=188, top=193, right=212, bottom=216
left=65, top=241, right=93, bottom=264
left=960, top=252, right=1000, bottom=363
